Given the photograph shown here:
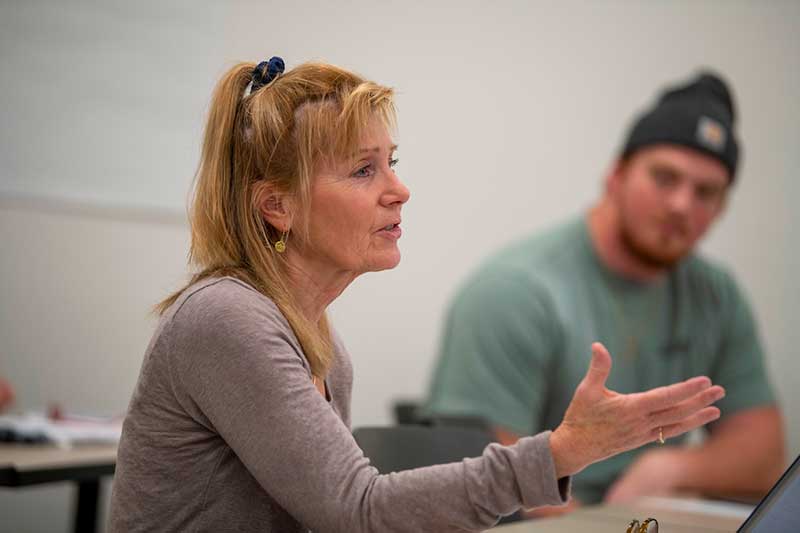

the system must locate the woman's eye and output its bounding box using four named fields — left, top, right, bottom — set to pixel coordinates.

left=389, top=158, right=399, bottom=169
left=353, top=164, right=373, bottom=178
